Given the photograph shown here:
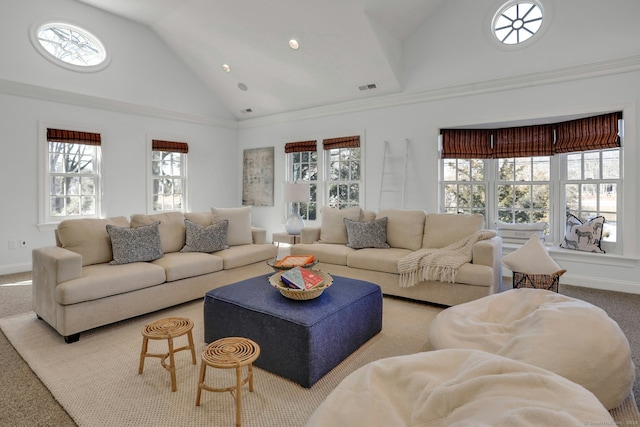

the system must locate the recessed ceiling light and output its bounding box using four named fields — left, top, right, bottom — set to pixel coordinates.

left=288, top=39, right=299, bottom=50
left=222, top=64, right=231, bottom=72
left=238, top=83, right=248, bottom=91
